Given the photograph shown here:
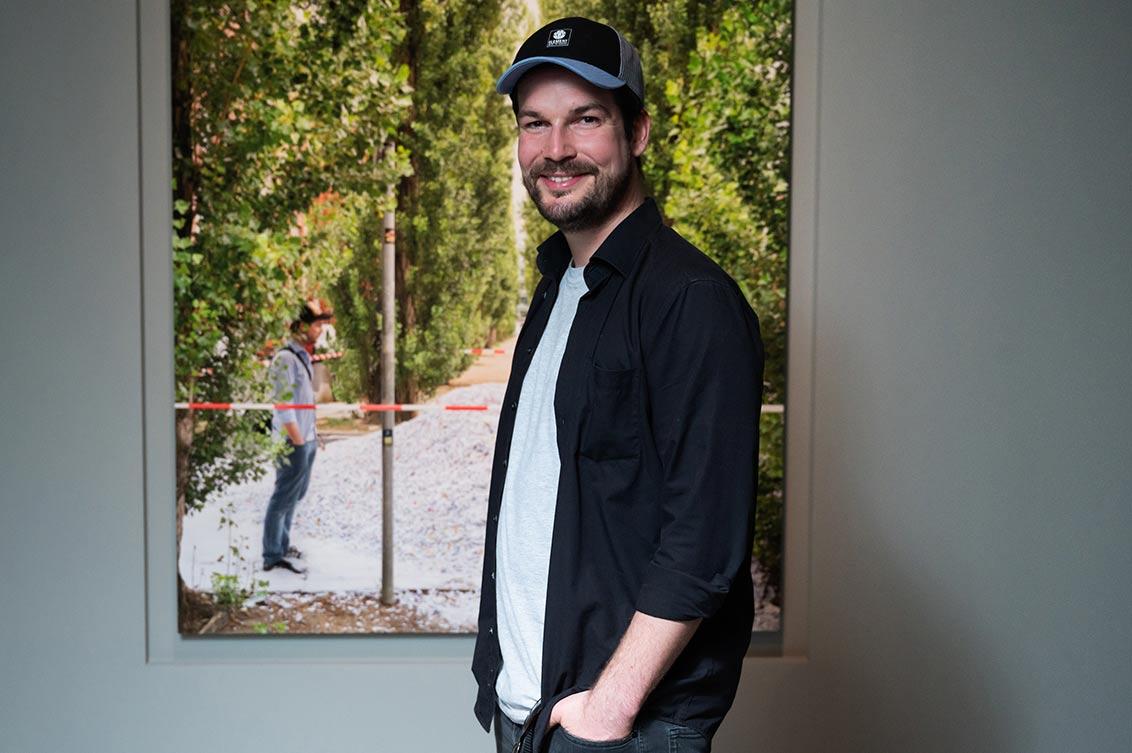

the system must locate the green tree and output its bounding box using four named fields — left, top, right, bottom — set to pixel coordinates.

left=331, top=0, right=524, bottom=408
